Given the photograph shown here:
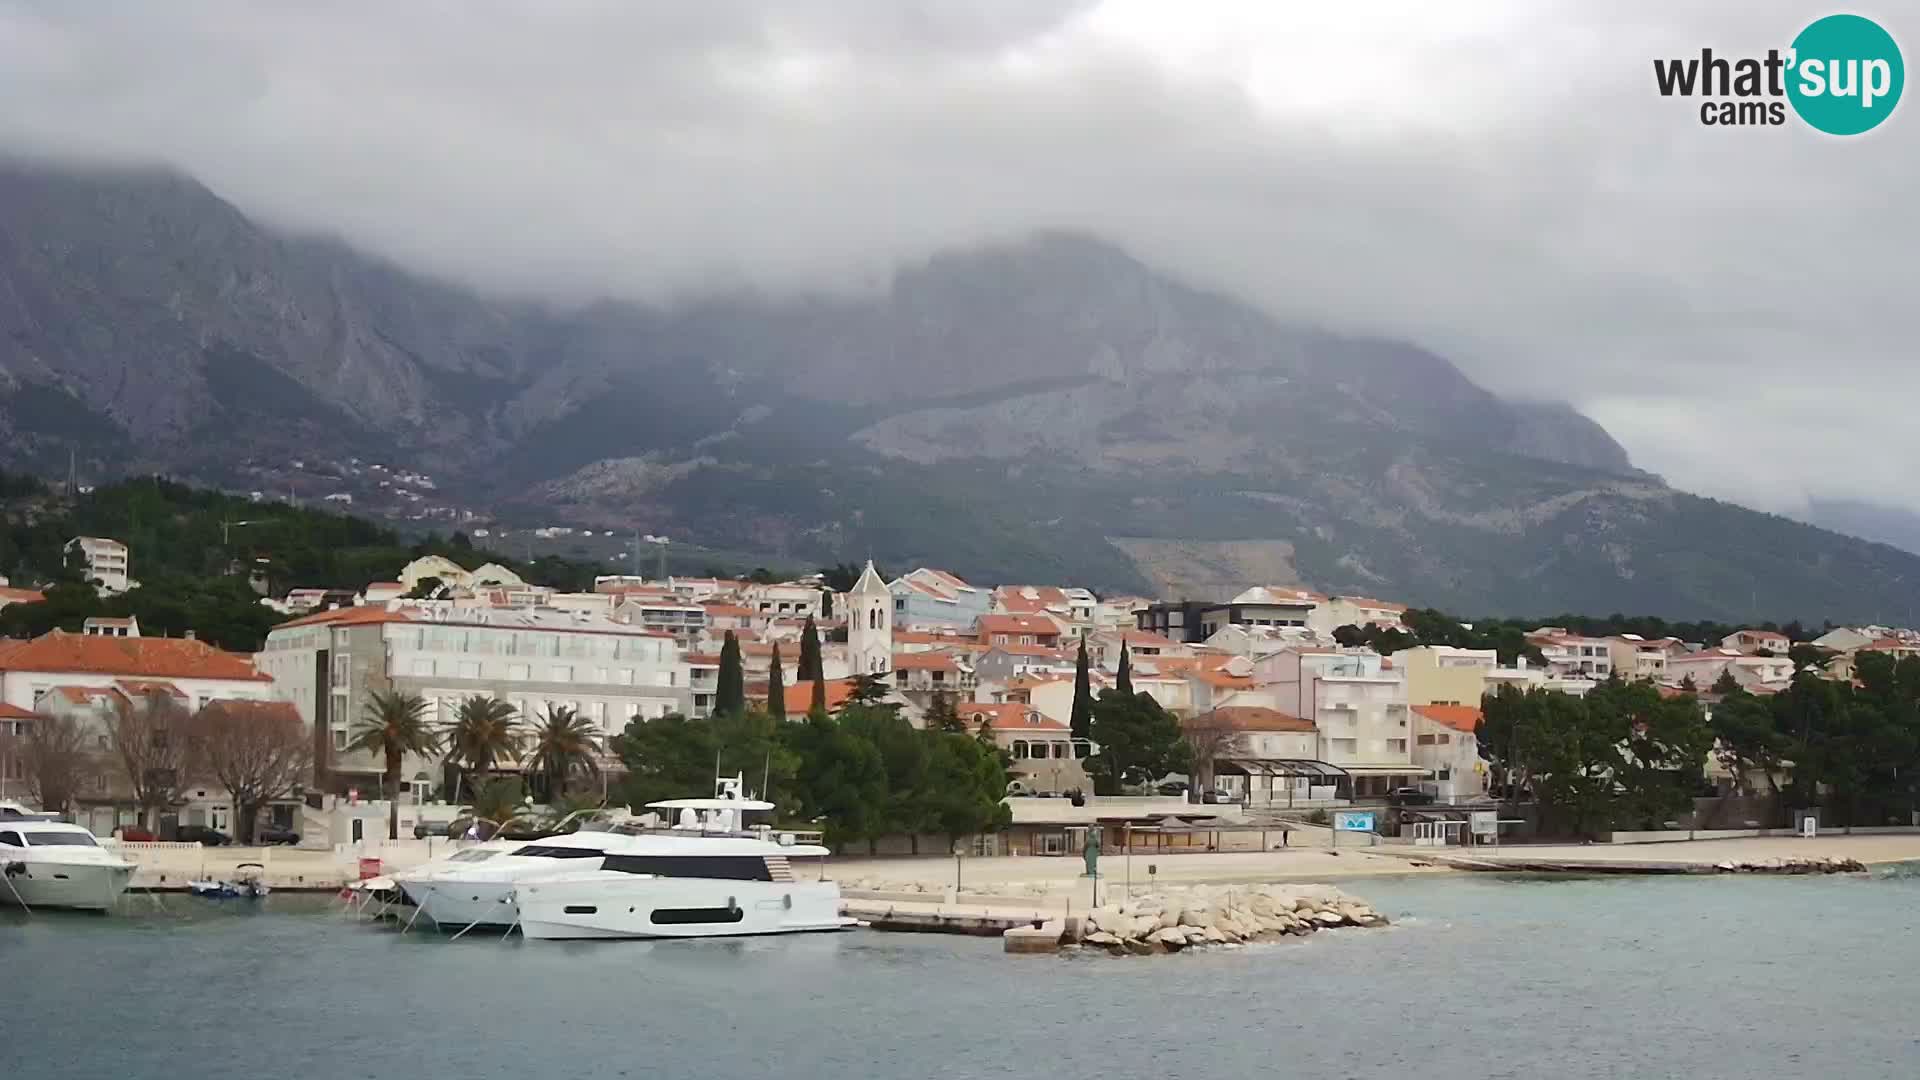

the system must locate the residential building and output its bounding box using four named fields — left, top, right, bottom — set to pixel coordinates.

left=1607, top=635, right=1680, bottom=681
left=1184, top=658, right=1275, bottom=716
left=362, top=581, right=406, bottom=604
left=1528, top=630, right=1614, bottom=679
left=778, top=678, right=857, bottom=717
left=889, top=568, right=989, bottom=629
left=0, top=630, right=275, bottom=835
left=64, top=536, right=131, bottom=593
left=1307, top=594, right=1407, bottom=637
left=972, top=645, right=1070, bottom=685
left=1410, top=705, right=1485, bottom=802
left=1811, top=626, right=1878, bottom=653
left=1185, top=706, right=1319, bottom=805
left=889, top=650, right=975, bottom=700
left=1256, top=647, right=1422, bottom=797
left=81, top=616, right=140, bottom=638
left=1484, top=657, right=1594, bottom=698
left=965, top=703, right=1088, bottom=794
left=1093, top=595, right=1152, bottom=632
left=1721, top=629, right=1790, bottom=655
left=396, top=554, right=472, bottom=592
left=1135, top=587, right=1316, bottom=644
left=994, top=585, right=1097, bottom=629
left=1666, top=648, right=1794, bottom=691
left=1398, top=645, right=1496, bottom=707
left=613, top=594, right=708, bottom=647
left=257, top=602, right=688, bottom=795
left=977, top=613, right=1064, bottom=651
left=0, top=585, right=44, bottom=612
left=741, top=581, right=825, bottom=619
